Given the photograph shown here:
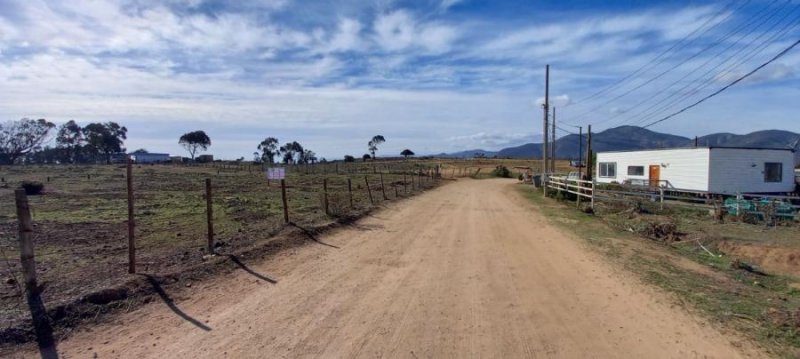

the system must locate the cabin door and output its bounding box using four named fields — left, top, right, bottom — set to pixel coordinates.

left=649, top=165, right=660, bottom=187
